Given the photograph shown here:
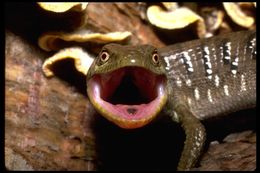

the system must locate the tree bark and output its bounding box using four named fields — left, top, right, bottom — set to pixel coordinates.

left=5, top=30, right=97, bottom=170
left=5, top=2, right=256, bottom=171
